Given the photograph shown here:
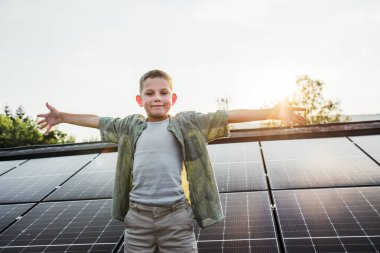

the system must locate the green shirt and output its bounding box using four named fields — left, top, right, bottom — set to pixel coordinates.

left=99, top=110, right=230, bottom=228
